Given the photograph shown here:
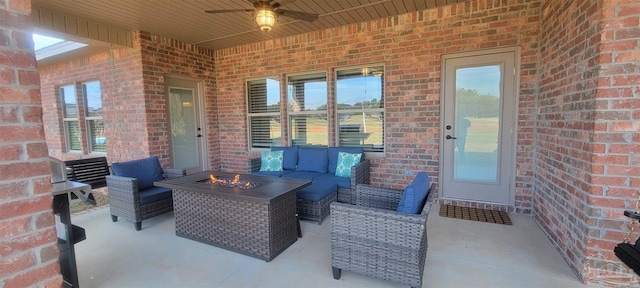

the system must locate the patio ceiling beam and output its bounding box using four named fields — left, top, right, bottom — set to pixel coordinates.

left=31, top=6, right=132, bottom=48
